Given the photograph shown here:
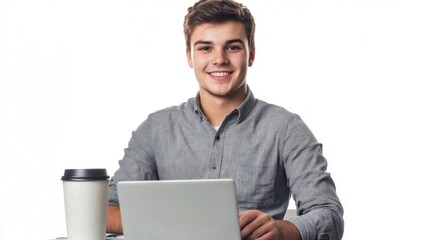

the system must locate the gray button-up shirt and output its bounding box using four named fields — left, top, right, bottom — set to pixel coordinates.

left=109, top=89, right=344, bottom=240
